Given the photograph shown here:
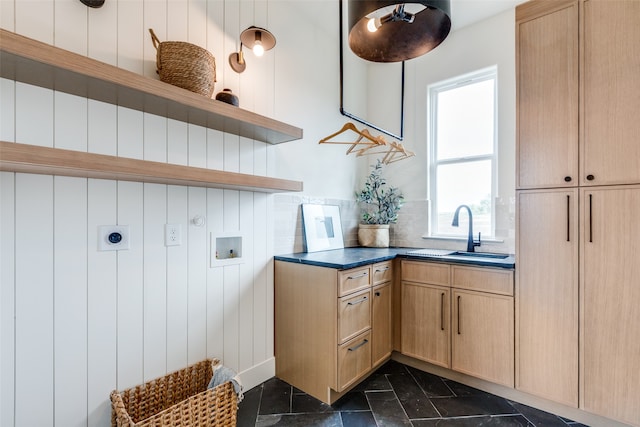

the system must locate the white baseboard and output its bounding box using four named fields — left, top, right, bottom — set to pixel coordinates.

left=237, top=357, right=275, bottom=391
